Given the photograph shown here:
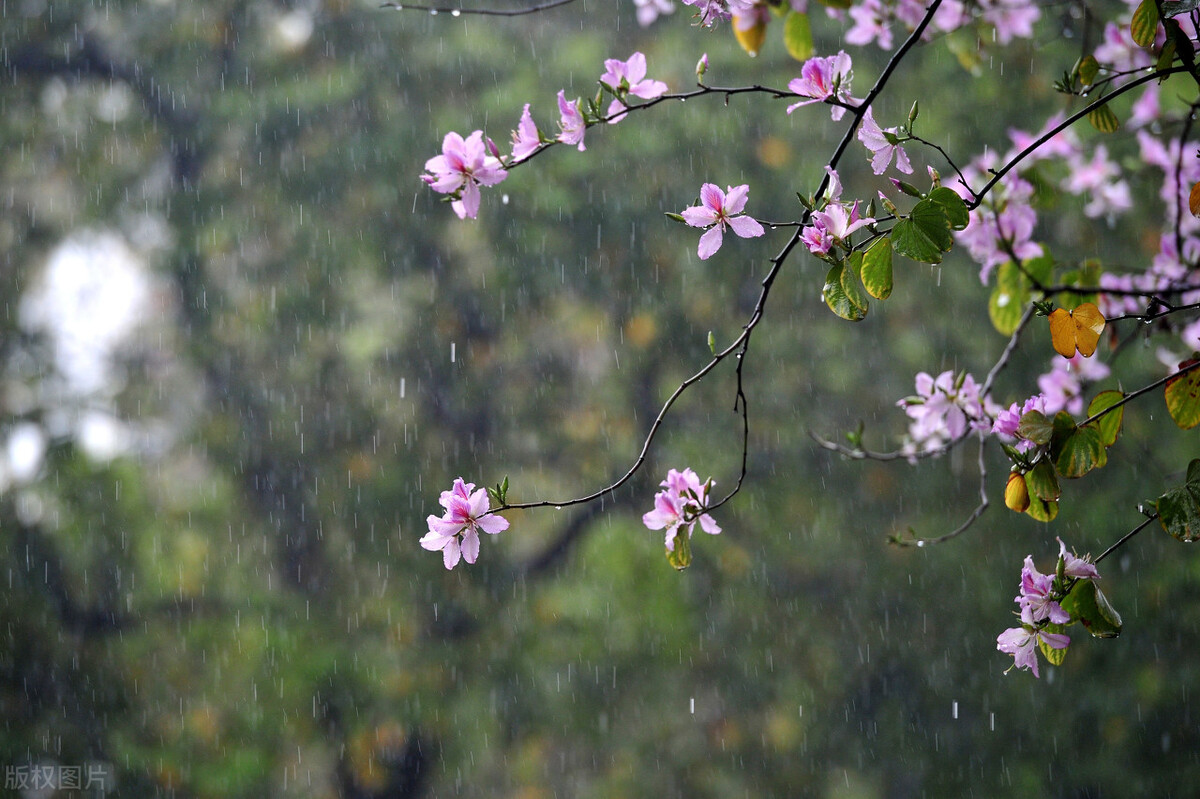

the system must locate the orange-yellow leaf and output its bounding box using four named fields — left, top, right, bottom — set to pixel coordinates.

left=1048, top=302, right=1106, bottom=358
left=1190, top=181, right=1200, bottom=218
left=1005, top=471, right=1030, bottom=513
left=733, top=14, right=768, bottom=57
